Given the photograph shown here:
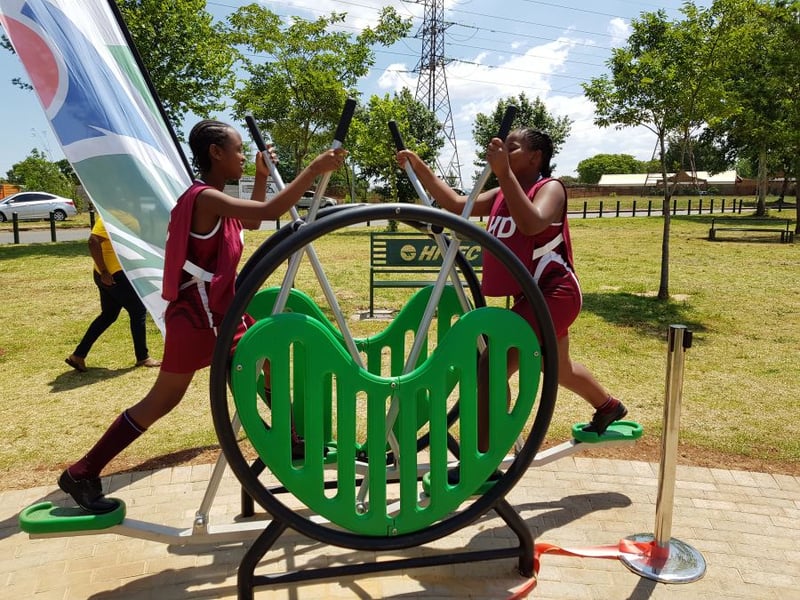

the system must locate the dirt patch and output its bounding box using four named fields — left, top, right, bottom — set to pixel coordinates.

left=4, top=437, right=797, bottom=492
